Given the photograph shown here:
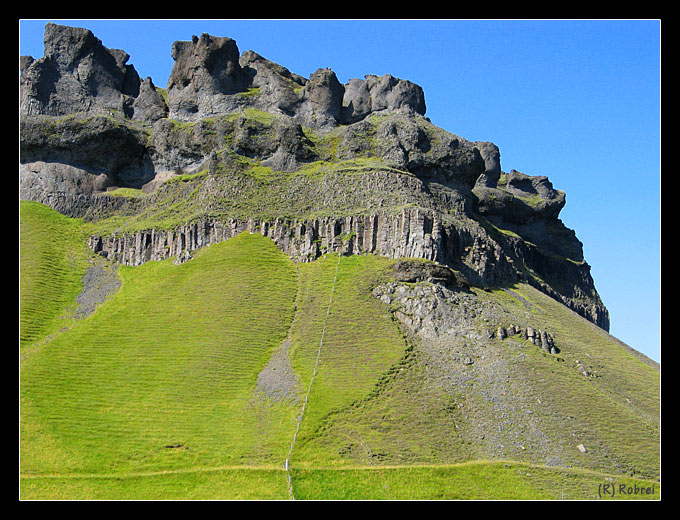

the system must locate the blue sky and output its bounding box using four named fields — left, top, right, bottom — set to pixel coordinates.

left=19, top=19, right=661, bottom=362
